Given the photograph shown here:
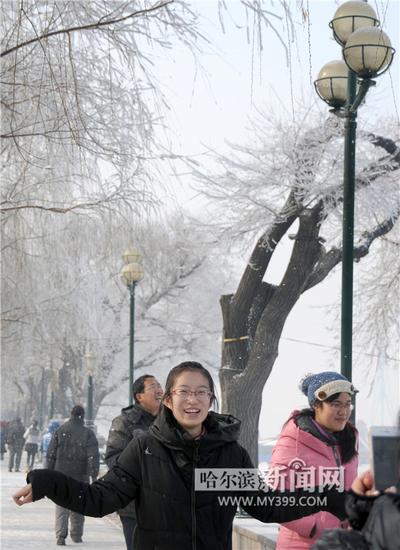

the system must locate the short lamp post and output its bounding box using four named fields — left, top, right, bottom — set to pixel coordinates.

left=84, top=351, right=96, bottom=431
left=39, top=367, right=47, bottom=431
left=314, top=1, right=394, bottom=411
left=120, top=248, right=144, bottom=406
left=49, top=359, right=56, bottom=419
